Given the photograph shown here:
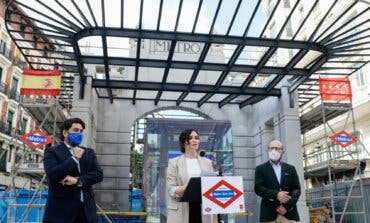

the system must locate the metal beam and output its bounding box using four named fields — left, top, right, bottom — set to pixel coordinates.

left=76, top=28, right=326, bottom=52
left=79, top=56, right=308, bottom=75
left=92, top=79, right=282, bottom=96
